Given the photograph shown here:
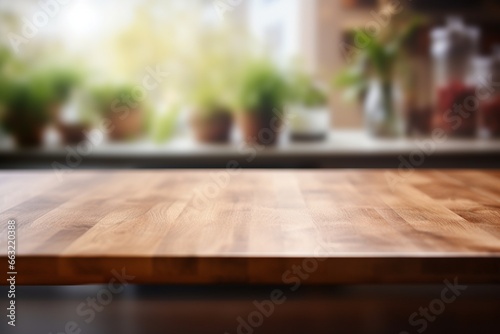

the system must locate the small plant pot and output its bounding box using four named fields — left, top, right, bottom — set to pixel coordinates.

left=237, top=110, right=283, bottom=146
left=5, top=111, right=47, bottom=148
left=289, top=105, right=330, bottom=141
left=190, top=110, right=233, bottom=143
left=57, top=123, right=89, bottom=145
left=12, top=127, right=45, bottom=148
left=107, top=108, right=144, bottom=141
